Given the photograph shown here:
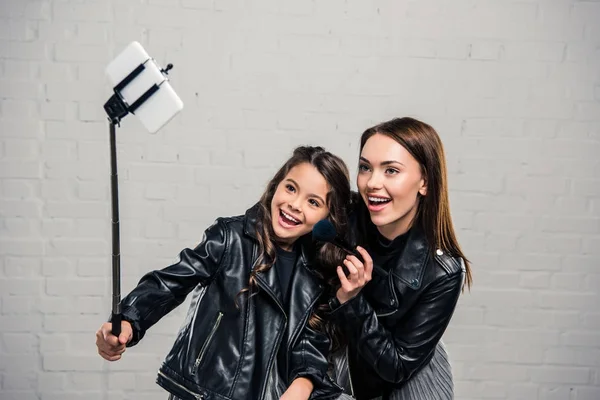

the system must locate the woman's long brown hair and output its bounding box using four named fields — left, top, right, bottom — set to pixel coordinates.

left=238, top=146, right=351, bottom=346
left=359, top=117, right=473, bottom=289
